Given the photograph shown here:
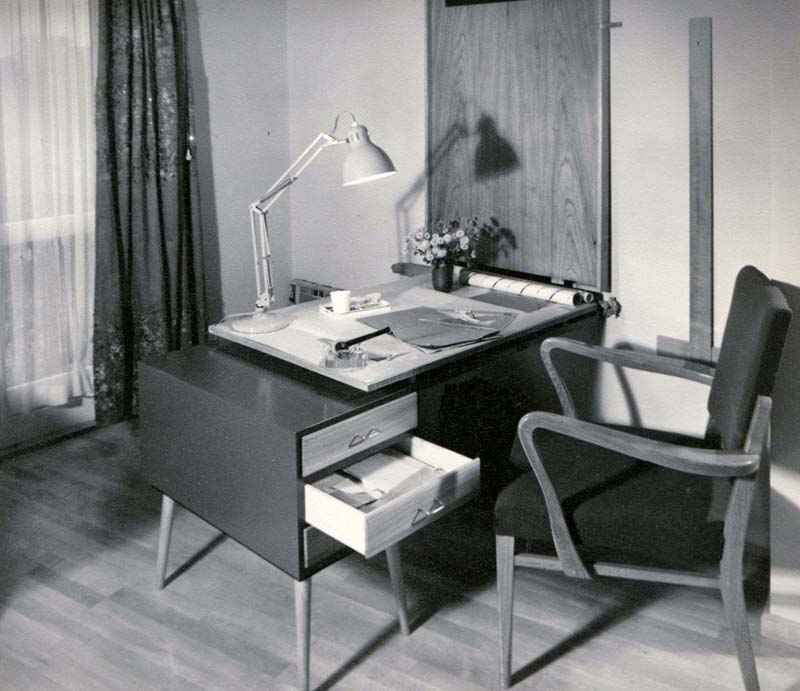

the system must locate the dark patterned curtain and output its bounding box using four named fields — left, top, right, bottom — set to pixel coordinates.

left=94, top=0, right=207, bottom=424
